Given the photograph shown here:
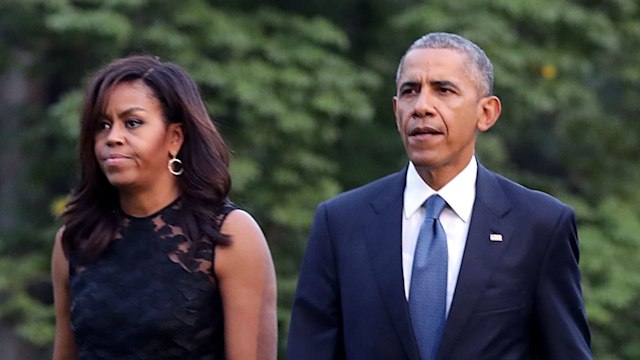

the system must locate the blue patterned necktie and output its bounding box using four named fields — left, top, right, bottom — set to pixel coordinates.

left=409, top=194, right=448, bottom=360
